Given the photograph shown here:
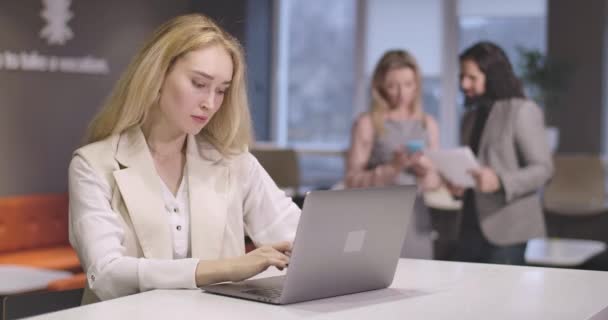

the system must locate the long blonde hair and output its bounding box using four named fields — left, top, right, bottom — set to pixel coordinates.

left=85, top=14, right=252, bottom=155
left=370, top=50, right=424, bottom=136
